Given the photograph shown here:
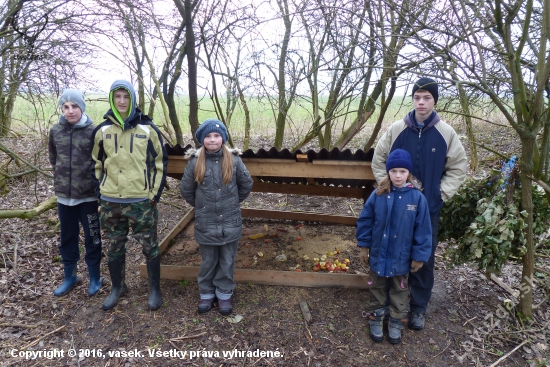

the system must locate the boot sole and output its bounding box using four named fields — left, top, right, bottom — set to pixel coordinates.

left=53, top=278, right=80, bottom=297
left=408, top=322, right=424, bottom=330
left=369, top=333, right=383, bottom=343
left=388, top=337, right=401, bottom=344
left=101, top=286, right=128, bottom=310
left=219, top=309, right=233, bottom=316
